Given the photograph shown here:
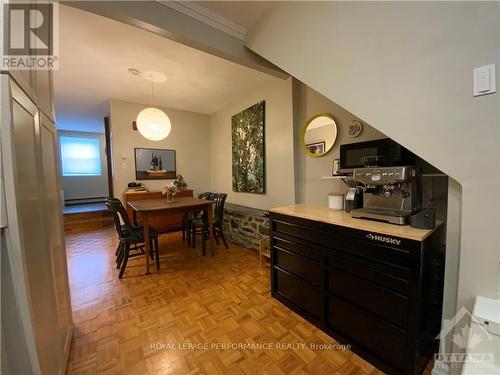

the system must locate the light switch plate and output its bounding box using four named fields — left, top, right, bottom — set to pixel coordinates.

left=473, top=64, right=496, bottom=96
